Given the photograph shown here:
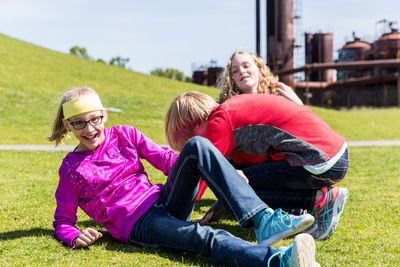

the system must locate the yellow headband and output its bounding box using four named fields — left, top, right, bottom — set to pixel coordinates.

left=62, top=95, right=104, bottom=119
